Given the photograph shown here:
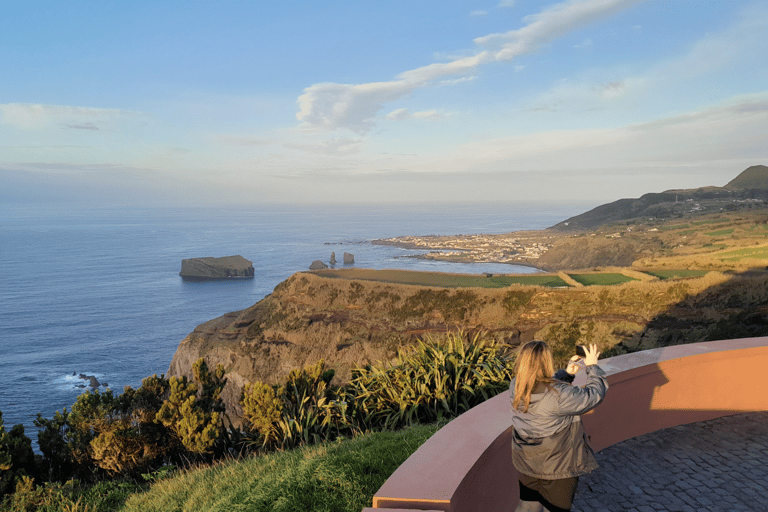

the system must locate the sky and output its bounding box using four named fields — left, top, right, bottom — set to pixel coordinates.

left=1, top=0, right=767, bottom=206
